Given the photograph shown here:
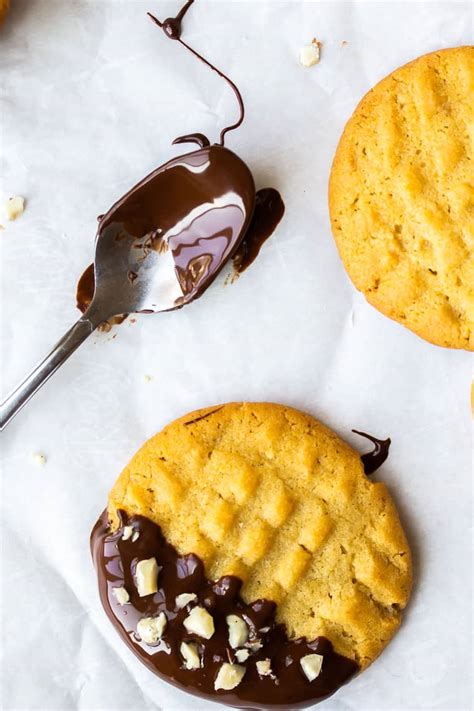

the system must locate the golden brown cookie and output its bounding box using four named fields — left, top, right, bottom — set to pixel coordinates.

left=329, top=47, right=474, bottom=350
left=0, top=0, right=9, bottom=25
left=107, top=402, right=412, bottom=670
